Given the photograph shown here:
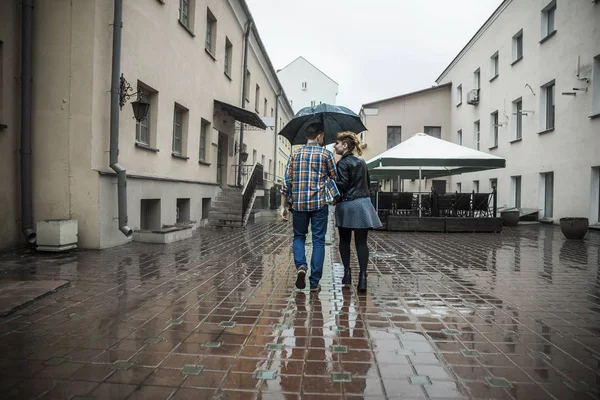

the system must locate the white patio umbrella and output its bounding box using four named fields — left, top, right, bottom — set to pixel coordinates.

left=366, top=133, right=506, bottom=216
